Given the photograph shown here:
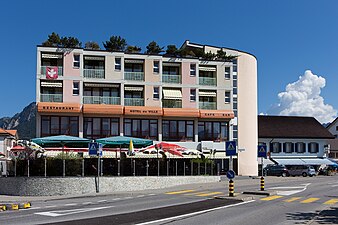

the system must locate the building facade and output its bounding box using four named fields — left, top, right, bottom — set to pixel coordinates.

left=0, top=128, right=17, bottom=176
left=35, top=40, right=258, bottom=176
